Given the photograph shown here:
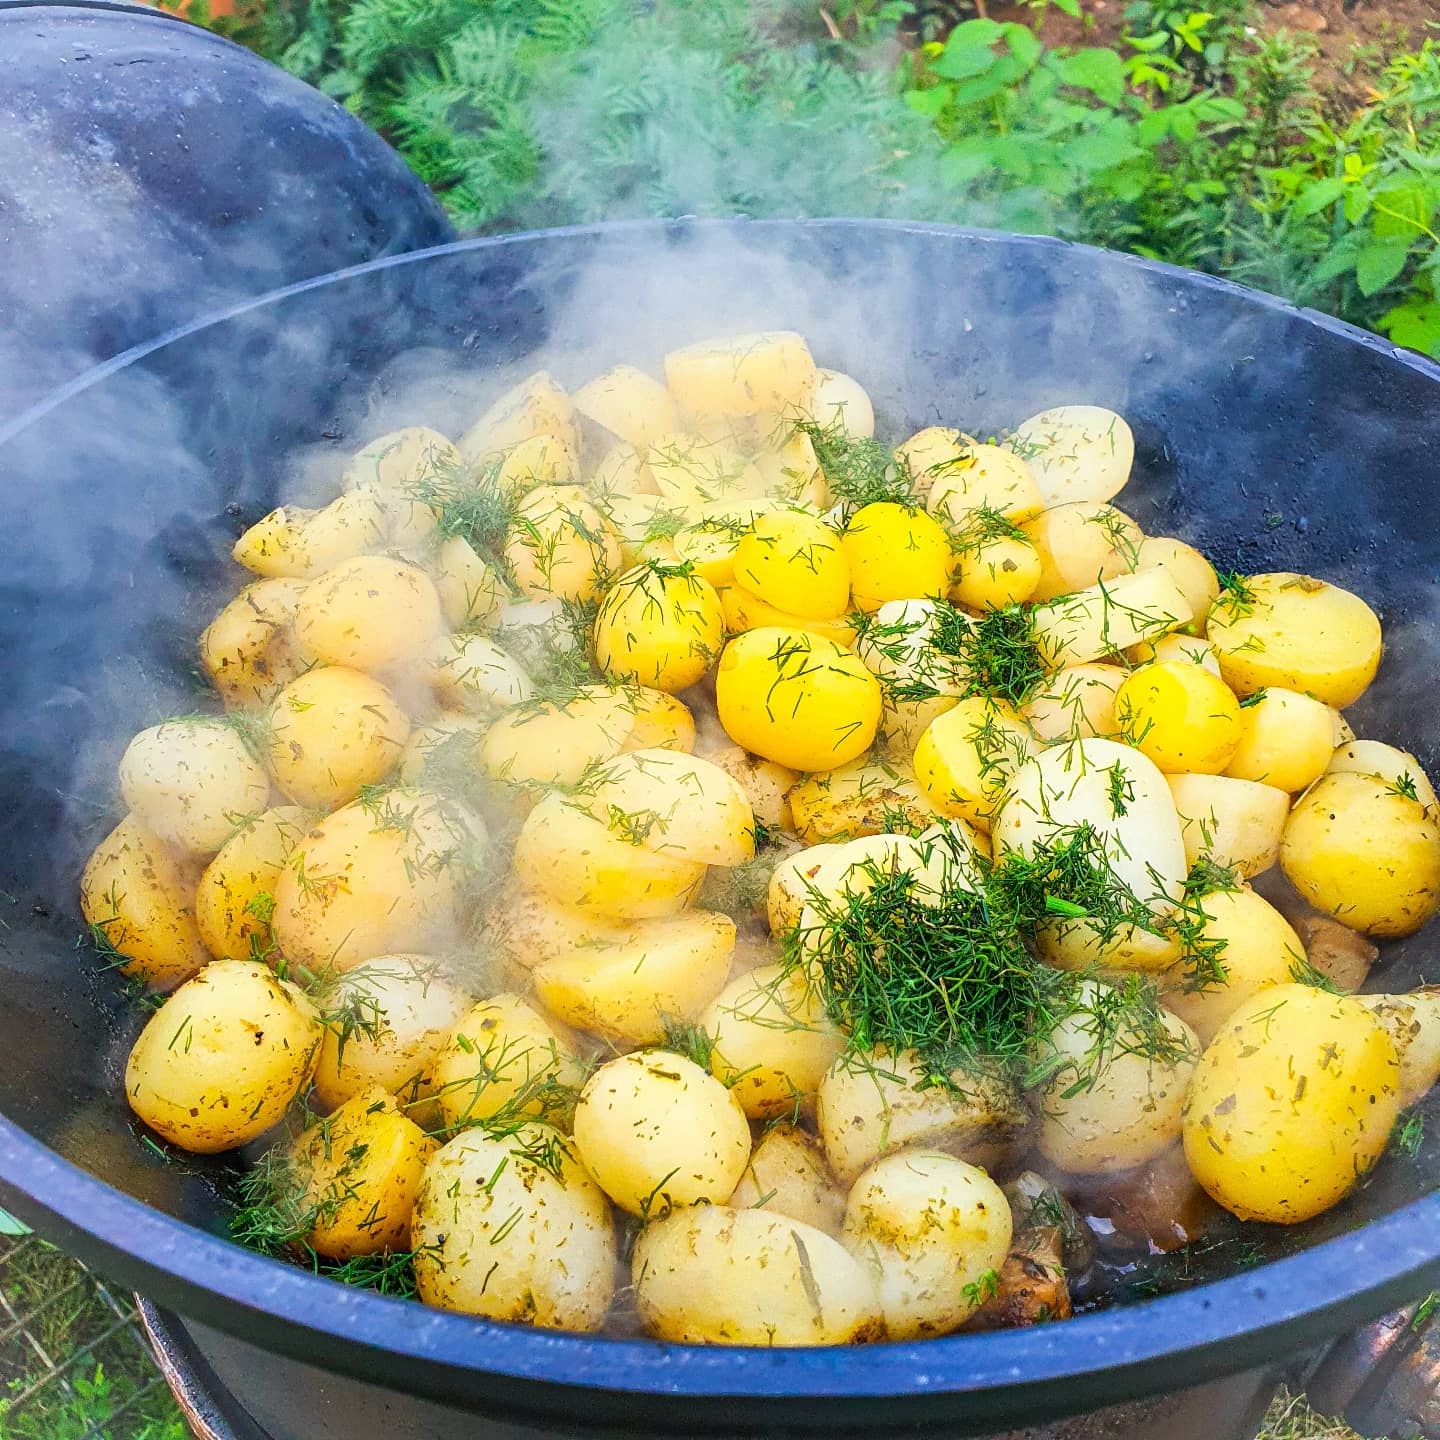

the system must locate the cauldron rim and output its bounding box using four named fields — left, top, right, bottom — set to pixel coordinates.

left=4, top=217, right=1440, bottom=1428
